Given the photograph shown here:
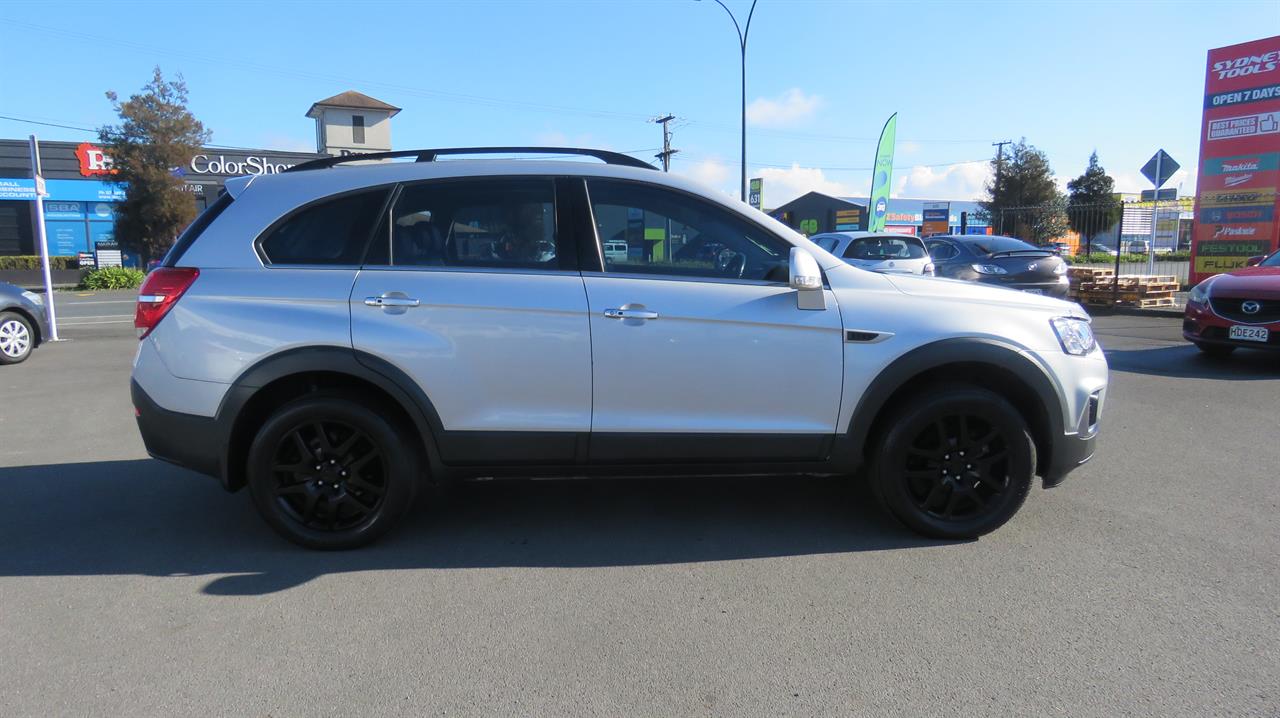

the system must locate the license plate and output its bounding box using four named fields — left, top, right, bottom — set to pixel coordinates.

left=1229, top=325, right=1269, bottom=342
left=1023, top=289, right=1044, bottom=295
